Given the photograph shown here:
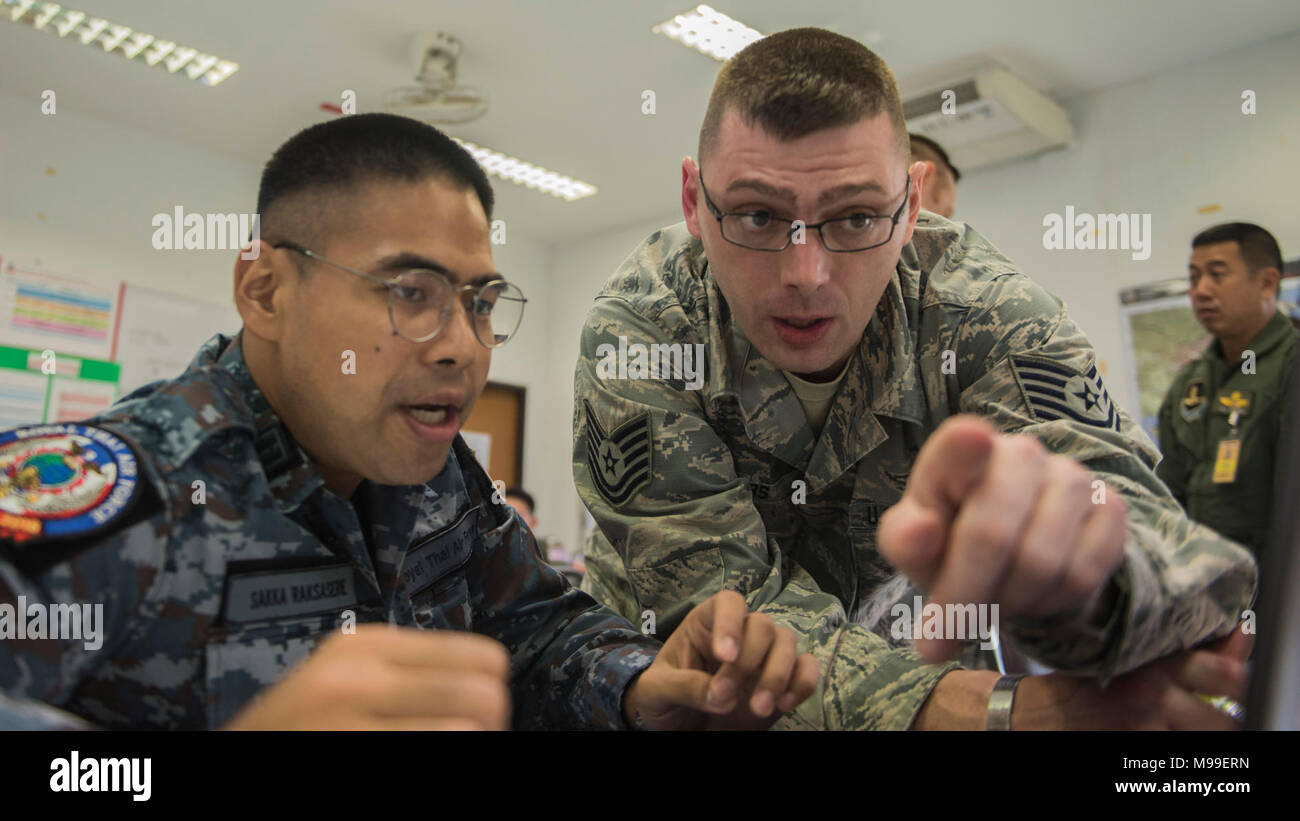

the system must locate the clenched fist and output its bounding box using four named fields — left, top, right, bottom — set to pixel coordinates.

left=877, top=415, right=1128, bottom=662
